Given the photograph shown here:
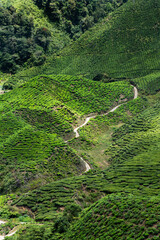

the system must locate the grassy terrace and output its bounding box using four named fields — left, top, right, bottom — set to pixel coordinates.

left=68, top=96, right=147, bottom=168
left=0, top=74, right=133, bottom=193
left=8, top=0, right=160, bottom=93
left=10, top=94, right=160, bottom=220
left=0, top=0, right=159, bottom=239
left=66, top=194, right=160, bottom=240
